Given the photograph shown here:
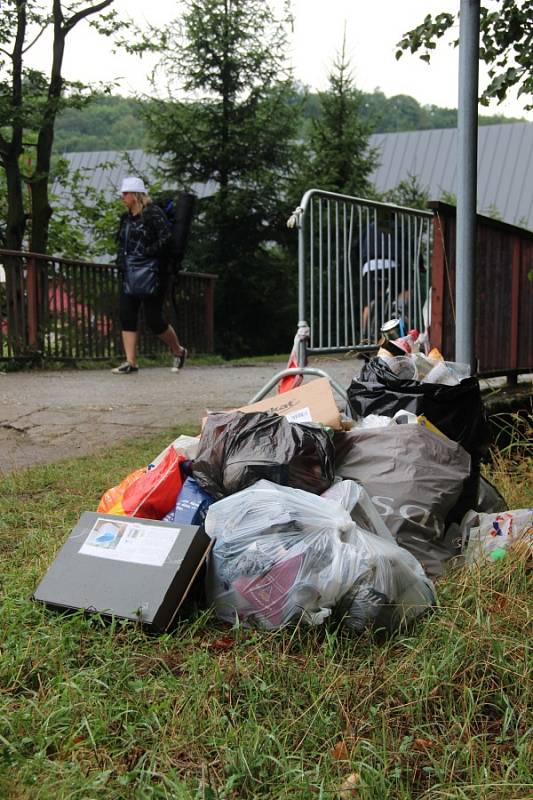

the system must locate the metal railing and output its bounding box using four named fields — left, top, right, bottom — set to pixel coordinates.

left=289, top=189, right=433, bottom=353
left=0, top=249, right=217, bottom=362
